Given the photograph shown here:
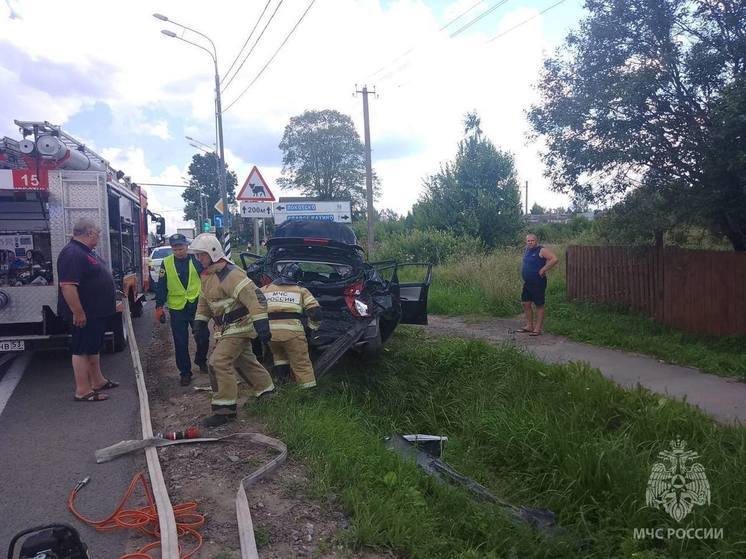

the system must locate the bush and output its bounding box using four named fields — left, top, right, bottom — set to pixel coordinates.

left=372, top=228, right=483, bottom=265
